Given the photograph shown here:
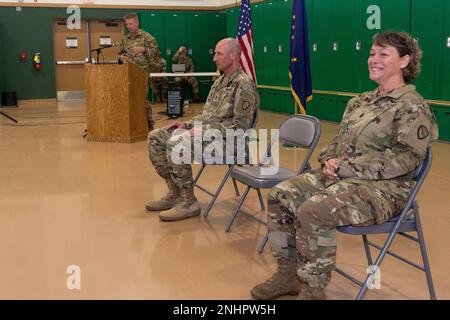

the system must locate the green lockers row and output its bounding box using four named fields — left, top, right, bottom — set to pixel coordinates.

left=223, top=0, right=292, bottom=87
left=224, top=0, right=450, bottom=102
left=307, top=0, right=412, bottom=94
left=307, top=94, right=351, bottom=123
left=305, top=96, right=450, bottom=142
left=258, top=89, right=296, bottom=114
left=411, top=0, right=450, bottom=101
left=139, top=12, right=226, bottom=73
left=431, top=105, right=450, bottom=142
